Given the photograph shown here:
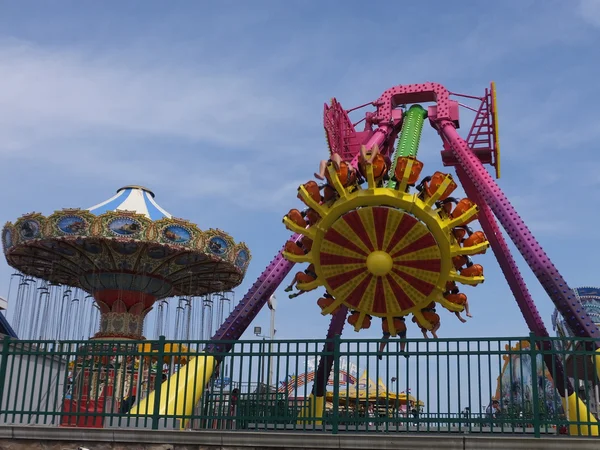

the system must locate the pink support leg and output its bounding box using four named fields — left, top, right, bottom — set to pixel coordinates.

left=313, top=305, right=348, bottom=398
left=456, top=166, right=572, bottom=395
left=437, top=120, right=600, bottom=345
left=207, top=235, right=300, bottom=355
